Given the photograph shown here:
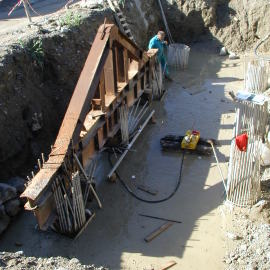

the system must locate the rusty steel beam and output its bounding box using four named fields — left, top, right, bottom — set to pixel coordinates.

left=21, top=23, right=158, bottom=231
left=22, top=25, right=112, bottom=202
